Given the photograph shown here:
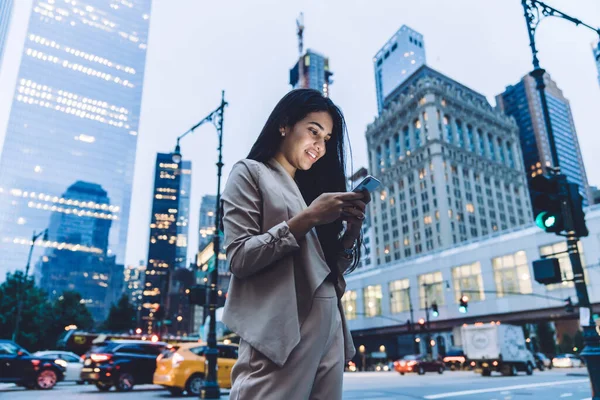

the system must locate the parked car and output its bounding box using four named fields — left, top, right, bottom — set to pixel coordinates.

left=443, top=349, right=468, bottom=371
left=393, top=354, right=445, bottom=375
left=532, top=352, right=552, bottom=371
left=0, top=340, right=65, bottom=390
left=153, top=342, right=238, bottom=396
left=33, top=350, right=84, bottom=383
left=552, top=354, right=583, bottom=368
left=80, top=340, right=167, bottom=392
